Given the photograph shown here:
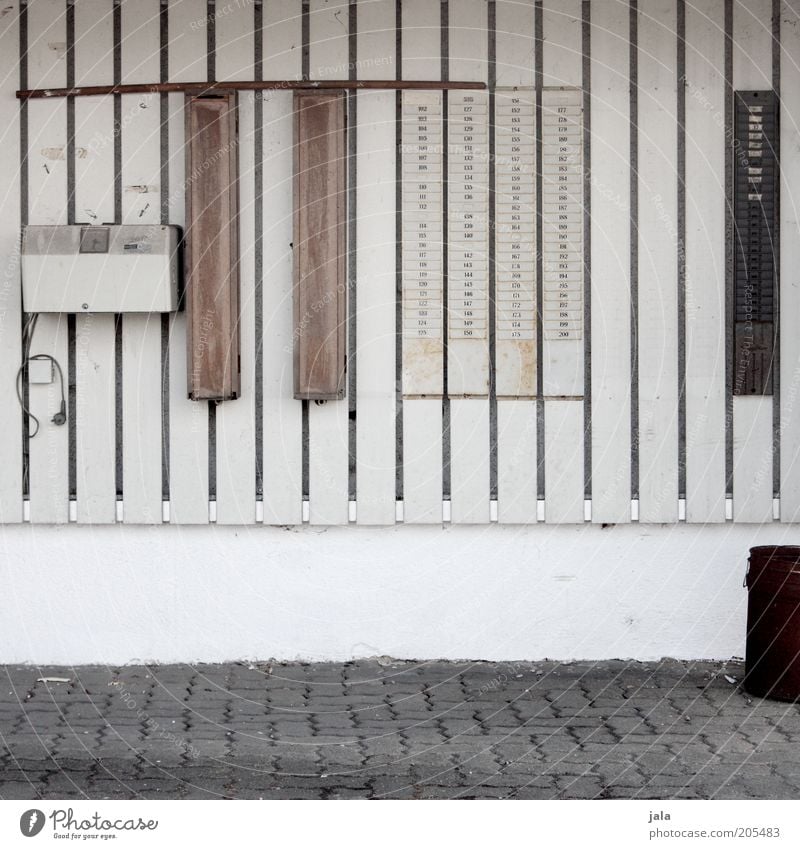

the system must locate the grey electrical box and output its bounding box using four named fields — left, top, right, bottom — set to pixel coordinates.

left=21, top=224, right=181, bottom=313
